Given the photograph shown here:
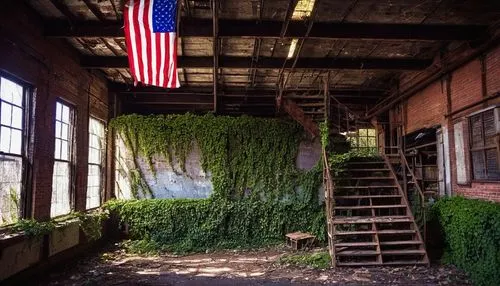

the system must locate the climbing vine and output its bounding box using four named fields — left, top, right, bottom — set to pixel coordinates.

left=108, top=114, right=326, bottom=252
left=111, top=114, right=307, bottom=200
left=70, top=210, right=109, bottom=242
left=432, top=197, right=500, bottom=286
